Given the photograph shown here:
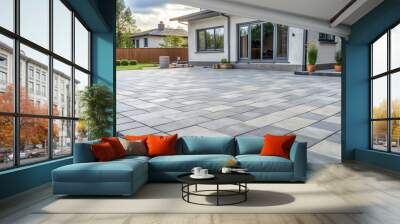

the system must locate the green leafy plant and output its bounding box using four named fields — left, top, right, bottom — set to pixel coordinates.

left=116, top=60, right=121, bottom=66
left=335, top=50, right=342, bottom=65
left=307, top=42, right=318, bottom=65
left=79, top=84, right=114, bottom=140
left=129, top=60, right=138, bottom=65
left=121, top=59, right=129, bottom=66
left=220, top=58, right=228, bottom=64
